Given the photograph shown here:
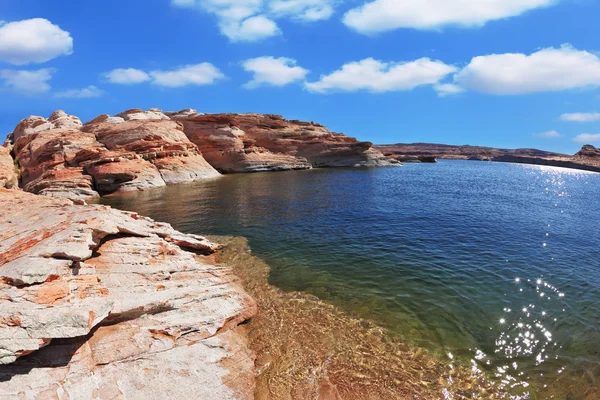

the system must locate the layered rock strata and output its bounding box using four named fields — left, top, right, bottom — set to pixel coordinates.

left=0, top=189, right=257, bottom=399
left=167, top=111, right=398, bottom=173
left=6, top=109, right=220, bottom=199
left=4, top=108, right=397, bottom=199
